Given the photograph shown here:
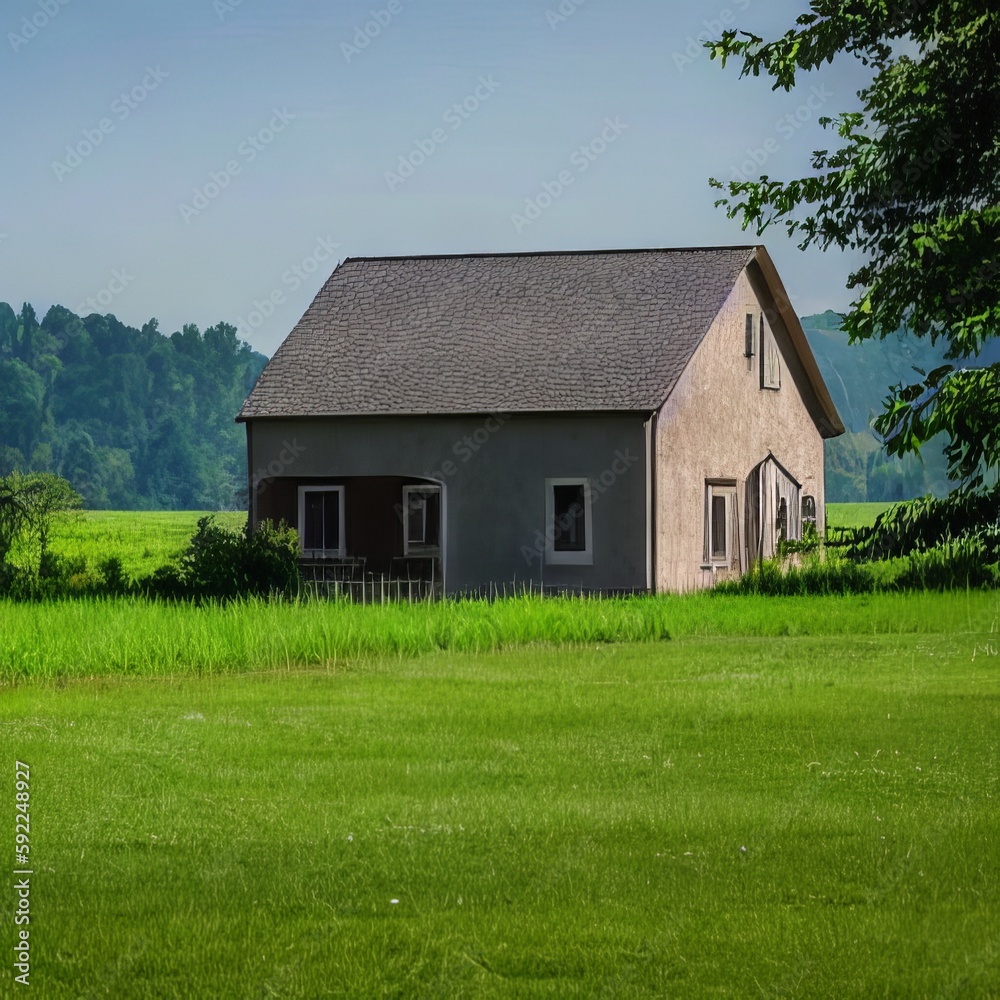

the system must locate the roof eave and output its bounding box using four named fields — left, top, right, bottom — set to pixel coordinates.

left=238, top=406, right=658, bottom=422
